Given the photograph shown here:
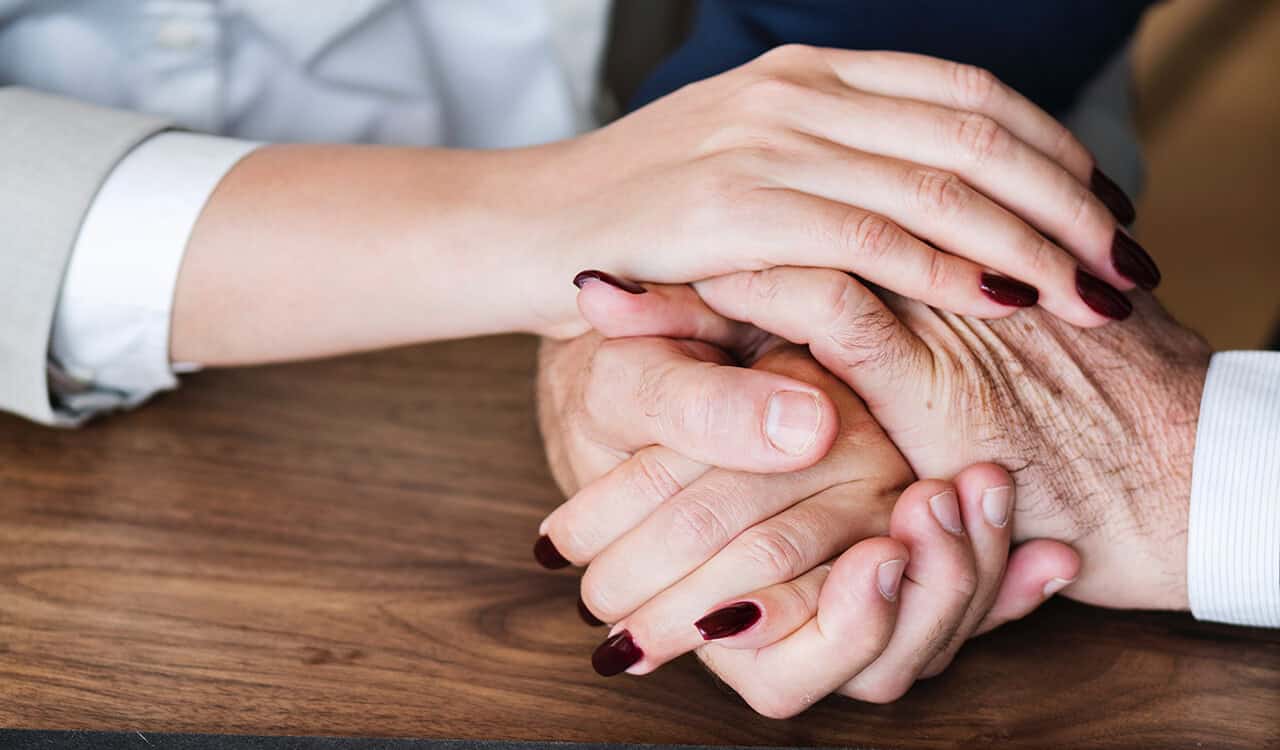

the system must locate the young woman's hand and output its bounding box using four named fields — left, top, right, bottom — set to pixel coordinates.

left=172, top=46, right=1152, bottom=367
left=524, top=45, right=1154, bottom=338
